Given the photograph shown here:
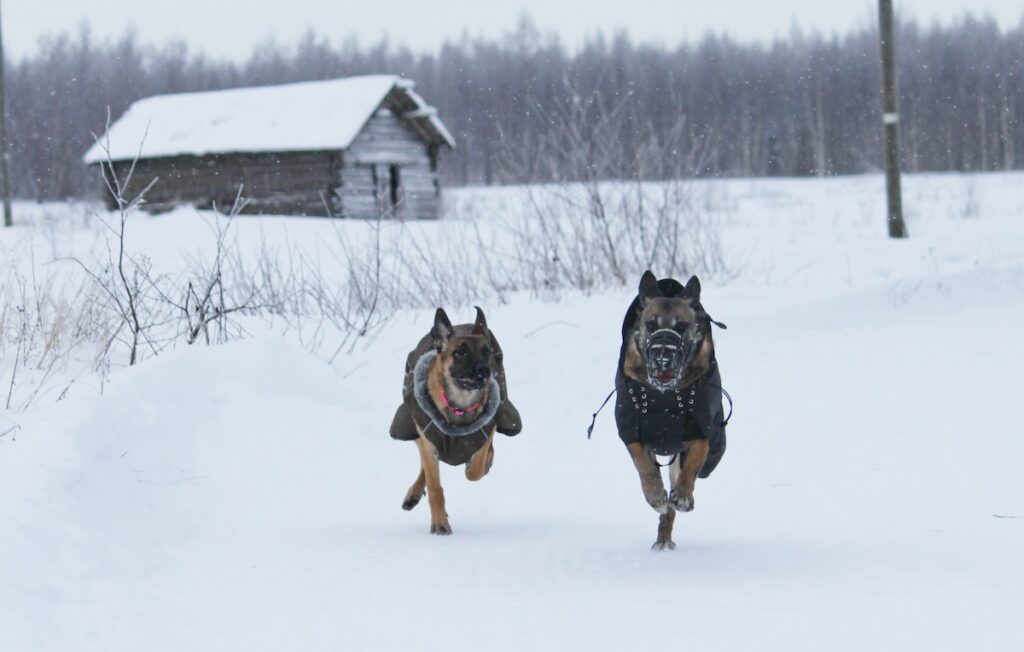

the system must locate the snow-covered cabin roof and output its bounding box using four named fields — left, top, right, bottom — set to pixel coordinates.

left=83, top=75, right=455, bottom=164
